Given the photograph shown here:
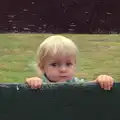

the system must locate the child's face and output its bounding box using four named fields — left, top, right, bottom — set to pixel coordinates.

left=42, top=54, right=76, bottom=82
